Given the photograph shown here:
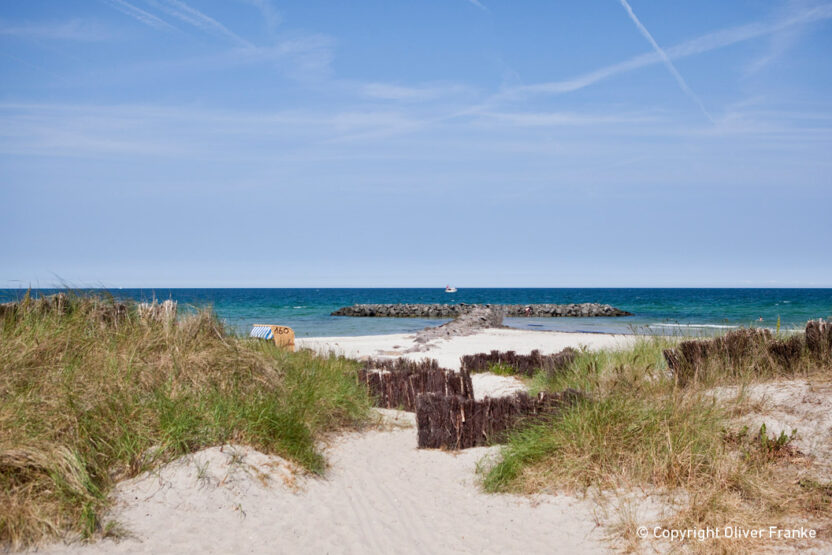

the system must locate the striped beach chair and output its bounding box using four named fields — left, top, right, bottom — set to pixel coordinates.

left=250, top=324, right=295, bottom=351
